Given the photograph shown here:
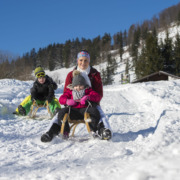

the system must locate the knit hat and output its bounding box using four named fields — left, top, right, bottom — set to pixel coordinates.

left=77, top=50, right=90, bottom=62
left=72, top=70, right=88, bottom=87
left=34, top=66, right=45, bottom=78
